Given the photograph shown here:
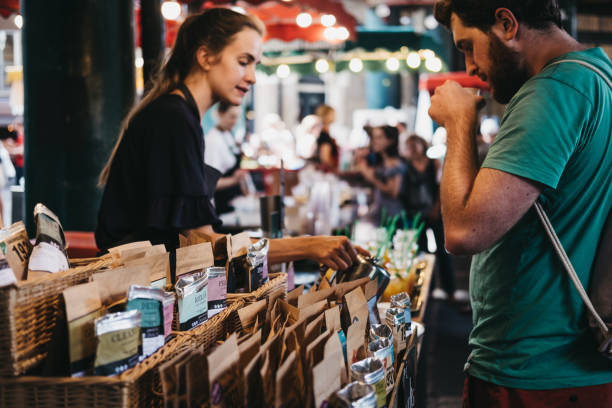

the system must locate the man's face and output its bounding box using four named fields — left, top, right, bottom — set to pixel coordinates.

left=450, top=13, right=529, bottom=104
